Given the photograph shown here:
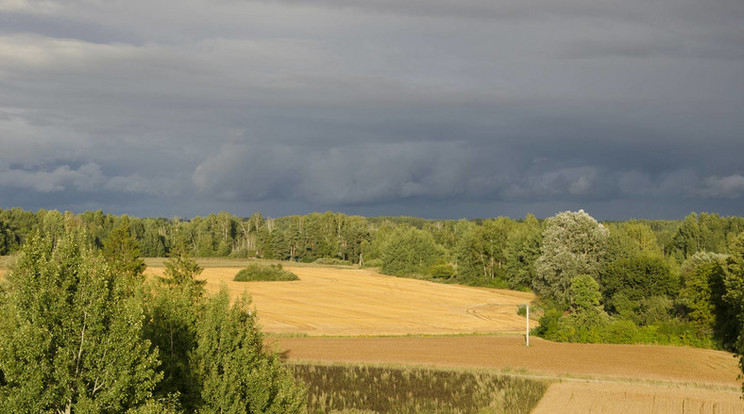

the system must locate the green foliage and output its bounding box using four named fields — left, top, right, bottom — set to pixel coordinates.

left=291, top=363, right=546, bottom=414
left=381, top=226, right=441, bottom=277
left=679, top=253, right=728, bottom=333
left=234, top=263, right=299, bottom=282
left=600, top=254, right=679, bottom=309
left=192, top=290, right=306, bottom=413
left=569, top=274, right=602, bottom=312
left=142, top=282, right=201, bottom=411
left=603, top=221, right=662, bottom=264
left=533, top=210, right=609, bottom=306
left=535, top=308, right=713, bottom=347
left=723, top=233, right=744, bottom=392
left=455, top=217, right=512, bottom=284
left=427, top=260, right=456, bottom=279
left=161, top=252, right=206, bottom=299
left=361, top=258, right=383, bottom=268
left=504, top=215, right=542, bottom=289
left=312, top=258, right=352, bottom=266
left=0, top=231, right=161, bottom=413
left=103, top=218, right=146, bottom=281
